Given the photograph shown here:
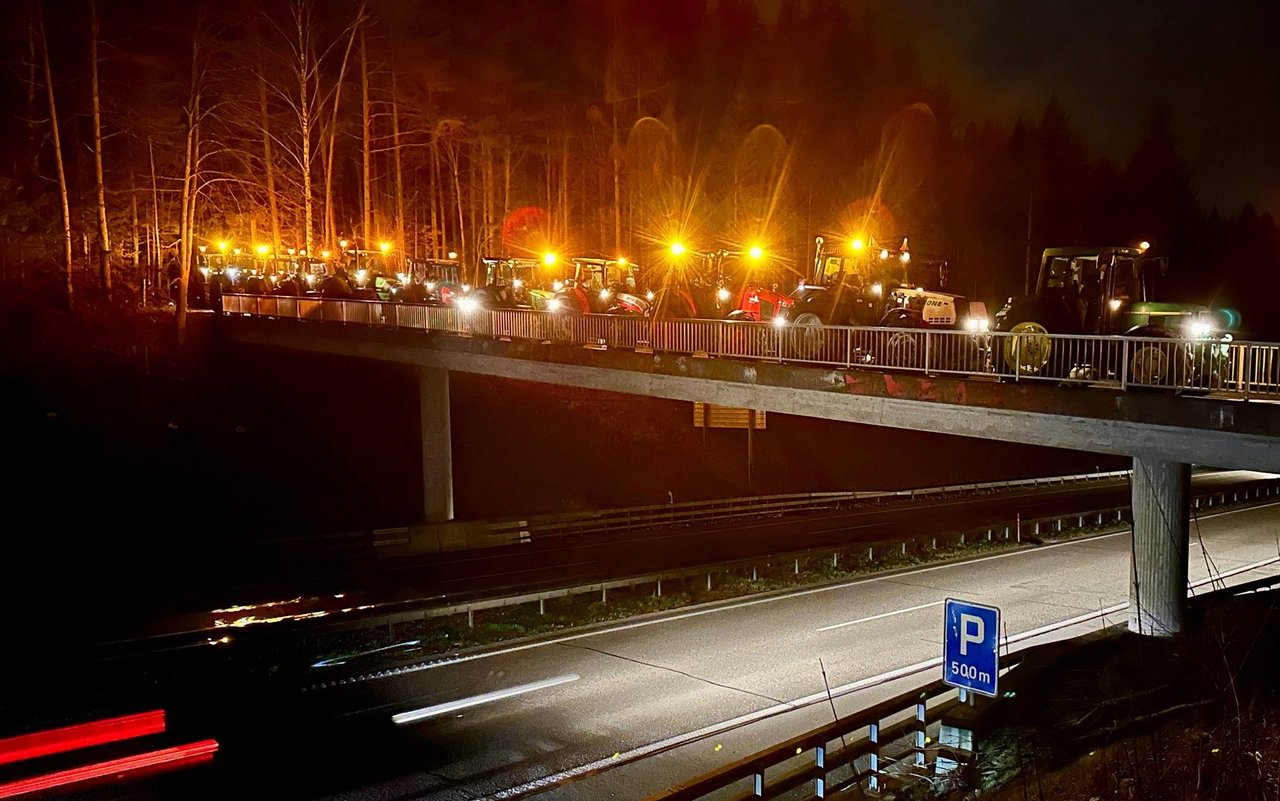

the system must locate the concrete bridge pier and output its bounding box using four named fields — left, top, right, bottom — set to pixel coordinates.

left=1129, top=457, right=1191, bottom=636
left=420, top=367, right=454, bottom=522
